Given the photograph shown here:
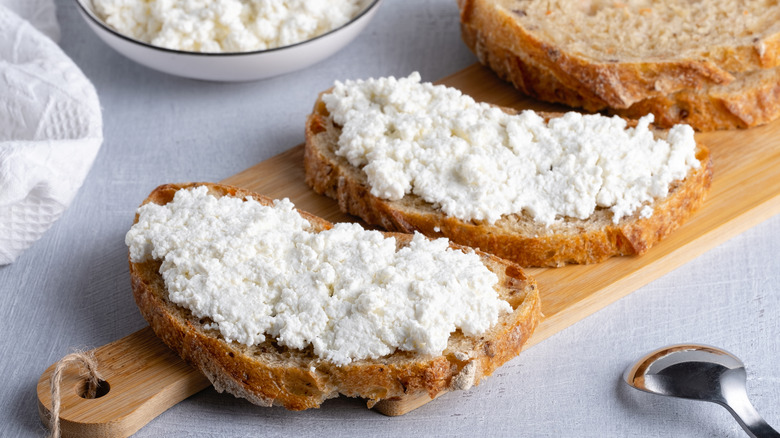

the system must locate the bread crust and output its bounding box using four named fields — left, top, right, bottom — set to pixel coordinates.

left=304, top=94, right=713, bottom=268
left=460, top=0, right=735, bottom=109
left=129, top=182, right=541, bottom=411
left=459, top=0, right=780, bottom=130
left=461, top=19, right=780, bottom=130
left=618, top=70, right=780, bottom=130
